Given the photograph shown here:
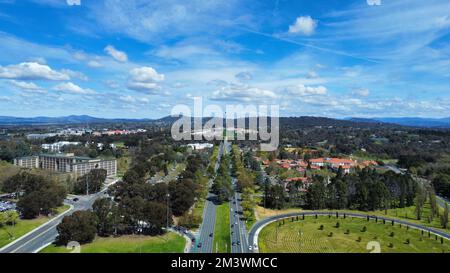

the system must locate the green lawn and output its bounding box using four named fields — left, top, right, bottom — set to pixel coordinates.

left=213, top=203, right=231, bottom=253
left=253, top=203, right=450, bottom=235
left=40, top=232, right=185, bottom=253
left=259, top=216, right=450, bottom=253
left=0, top=205, right=71, bottom=248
